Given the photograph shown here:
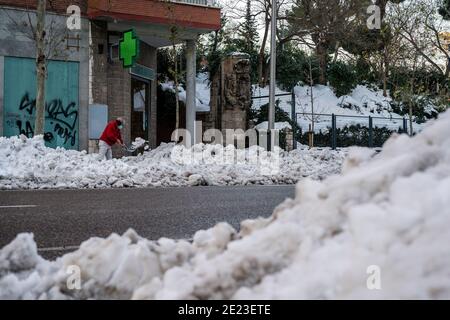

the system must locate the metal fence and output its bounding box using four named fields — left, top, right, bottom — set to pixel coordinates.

left=252, top=91, right=410, bottom=150
left=295, top=112, right=408, bottom=149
